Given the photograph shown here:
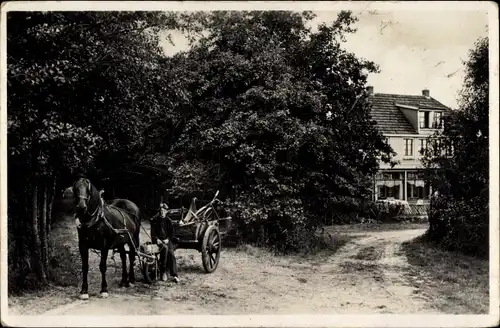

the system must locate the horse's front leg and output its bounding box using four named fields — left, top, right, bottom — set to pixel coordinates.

left=79, top=242, right=89, bottom=300
left=99, top=248, right=109, bottom=297
left=118, top=246, right=129, bottom=287
left=128, top=242, right=136, bottom=287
